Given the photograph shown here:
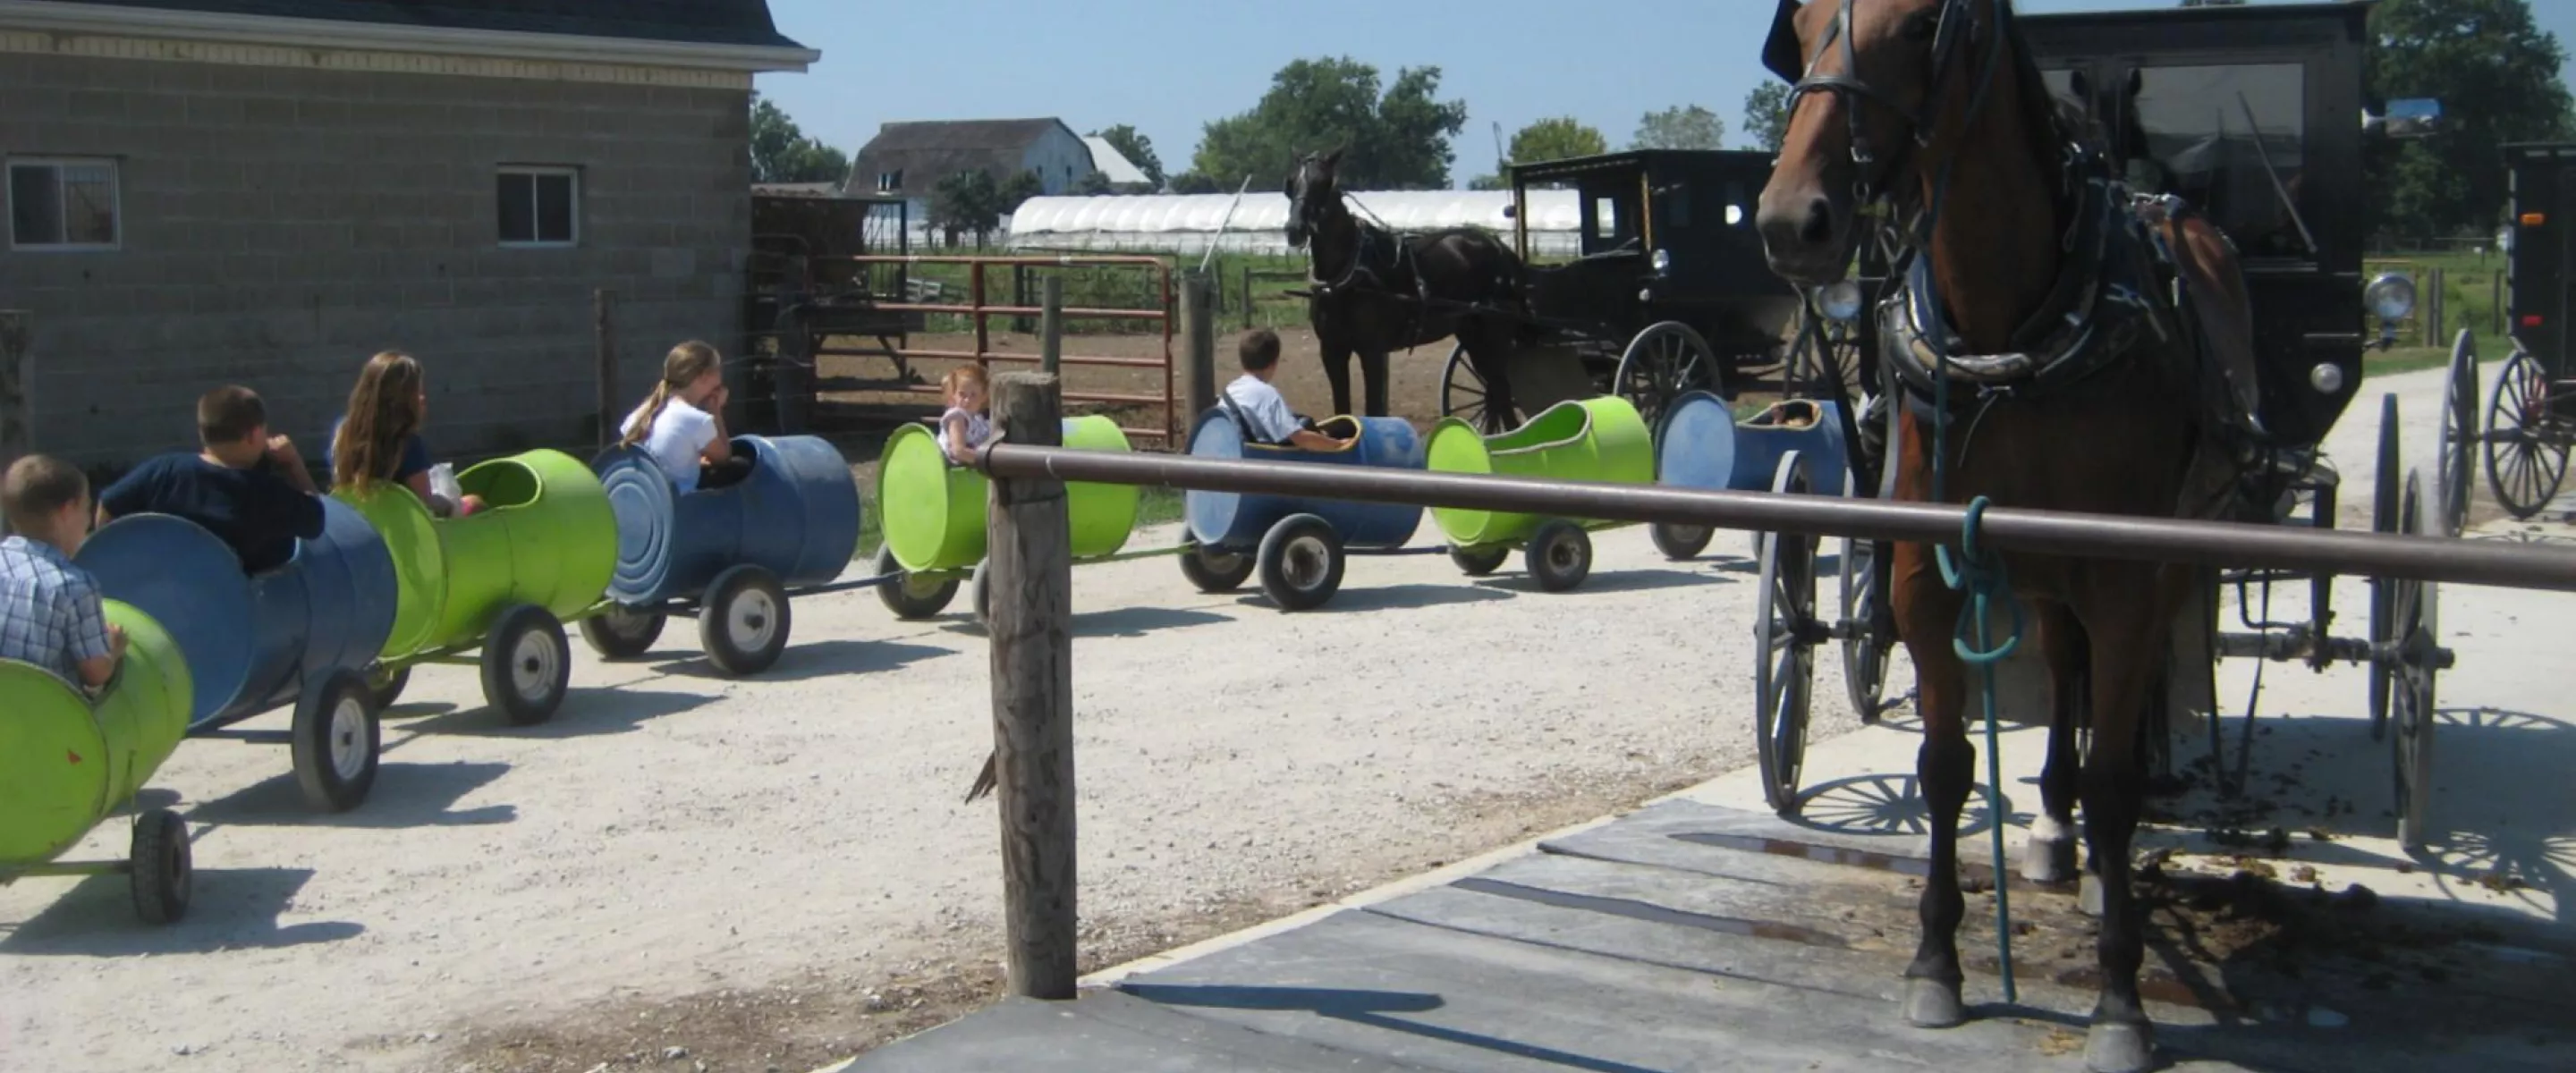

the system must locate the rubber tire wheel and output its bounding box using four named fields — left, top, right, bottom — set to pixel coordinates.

left=1450, top=544, right=1511, bottom=576
left=874, top=545, right=958, bottom=620
left=2483, top=348, right=2572, bottom=520
left=370, top=666, right=411, bottom=712
left=1257, top=515, right=1346, bottom=612
left=2440, top=331, right=2477, bottom=536
left=1180, top=540, right=1257, bottom=593
left=701, top=564, right=792, bottom=676
left=130, top=808, right=191, bottom=925
left=1755, top=450, right=1818, bottom=815
left=970, top=560, right=992, bottom=626
left=2391, top=471, right=2441, bottom=852
left=291, top=669, right=380, bottom=813
left=579, top=604, right=665, bottom=660
left=2368, top=393, right=2401, bottom=741
left=1525, top=520, right=1593, bottom=593
left=482, top=604, right=572, bottom=727
left=1650, top=522, right=1715, bottom=561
